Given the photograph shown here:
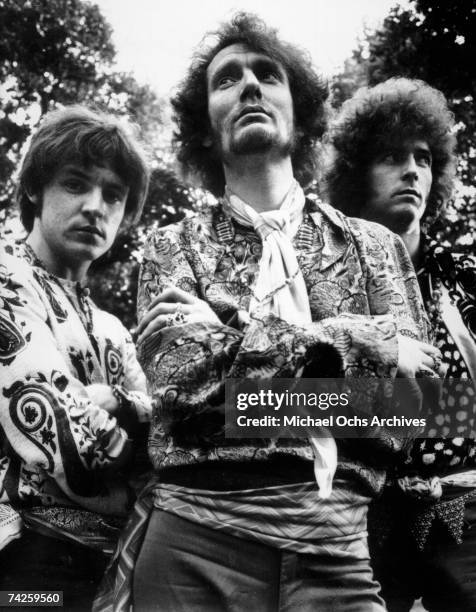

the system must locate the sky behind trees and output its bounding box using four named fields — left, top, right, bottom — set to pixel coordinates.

left=95, top=0, right=408, bottom=96
left=1, top=0, right=472, bottom=328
